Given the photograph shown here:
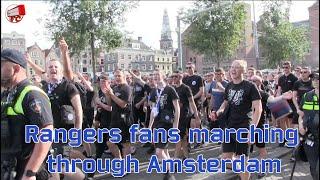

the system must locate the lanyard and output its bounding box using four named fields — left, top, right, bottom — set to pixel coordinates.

left=48, top=80, right=62, bottom=94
